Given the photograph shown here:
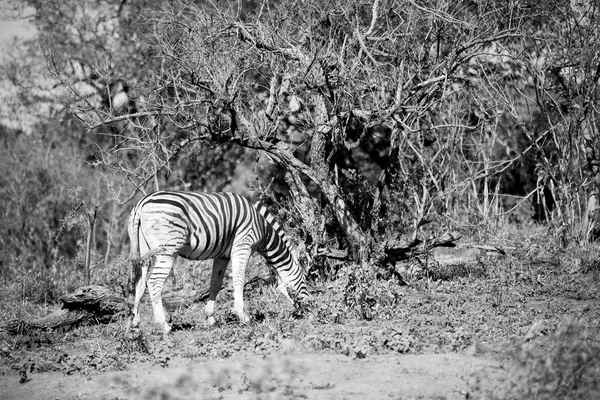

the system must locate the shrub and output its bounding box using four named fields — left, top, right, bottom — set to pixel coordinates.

left=475, top=320, right=600, bottom=400
left=335, top=262, right=404, bottom=321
